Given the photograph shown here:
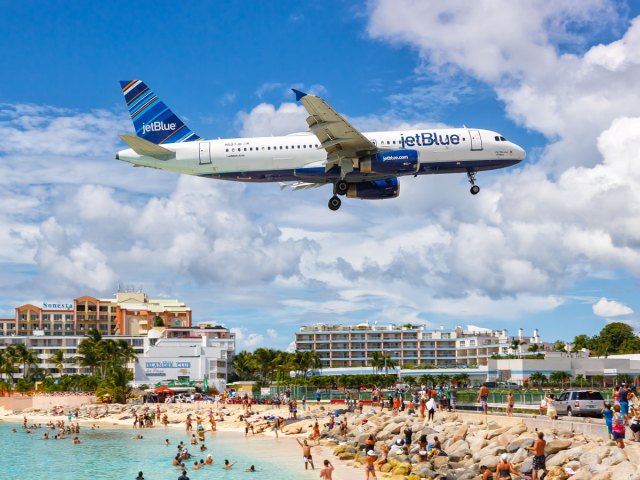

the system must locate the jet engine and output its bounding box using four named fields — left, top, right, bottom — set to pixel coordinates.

left=359, top=149, right=418, bottom=174
left=347, top=178, right=399, bottom=200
